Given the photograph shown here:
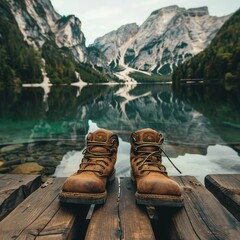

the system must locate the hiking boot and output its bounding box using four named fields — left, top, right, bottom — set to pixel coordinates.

left=130, top=128, right=184, bottom=207
left=59, top=129, right=119, bottom=204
